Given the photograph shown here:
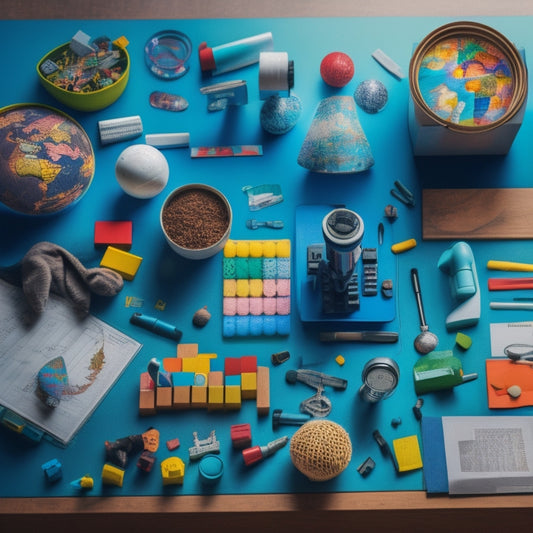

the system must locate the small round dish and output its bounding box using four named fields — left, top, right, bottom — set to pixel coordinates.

left=144, top=30, right=192, bottom=80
